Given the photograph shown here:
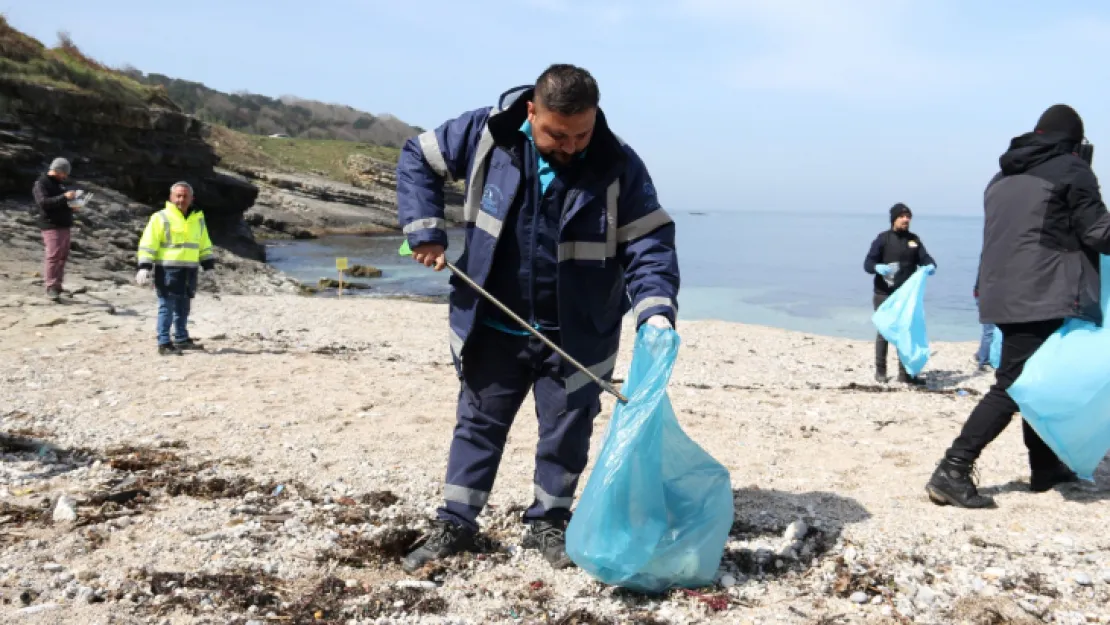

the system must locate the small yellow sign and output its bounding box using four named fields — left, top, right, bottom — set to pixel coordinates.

left=335, top=257, right=349, bottom=271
